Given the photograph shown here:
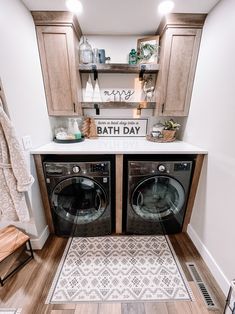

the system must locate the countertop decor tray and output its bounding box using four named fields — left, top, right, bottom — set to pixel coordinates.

left=146, top=135, right=176, bottom=143
left=54, top=136, right=85, bottom=144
